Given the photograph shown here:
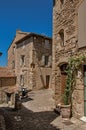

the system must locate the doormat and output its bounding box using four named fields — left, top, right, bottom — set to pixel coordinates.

left=63, top=121, right=73, bottom=125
